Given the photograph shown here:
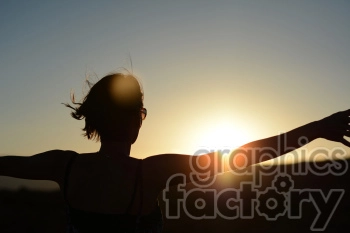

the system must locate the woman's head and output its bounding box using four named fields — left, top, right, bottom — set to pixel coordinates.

left=65, top=73, right=145, bottom=143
